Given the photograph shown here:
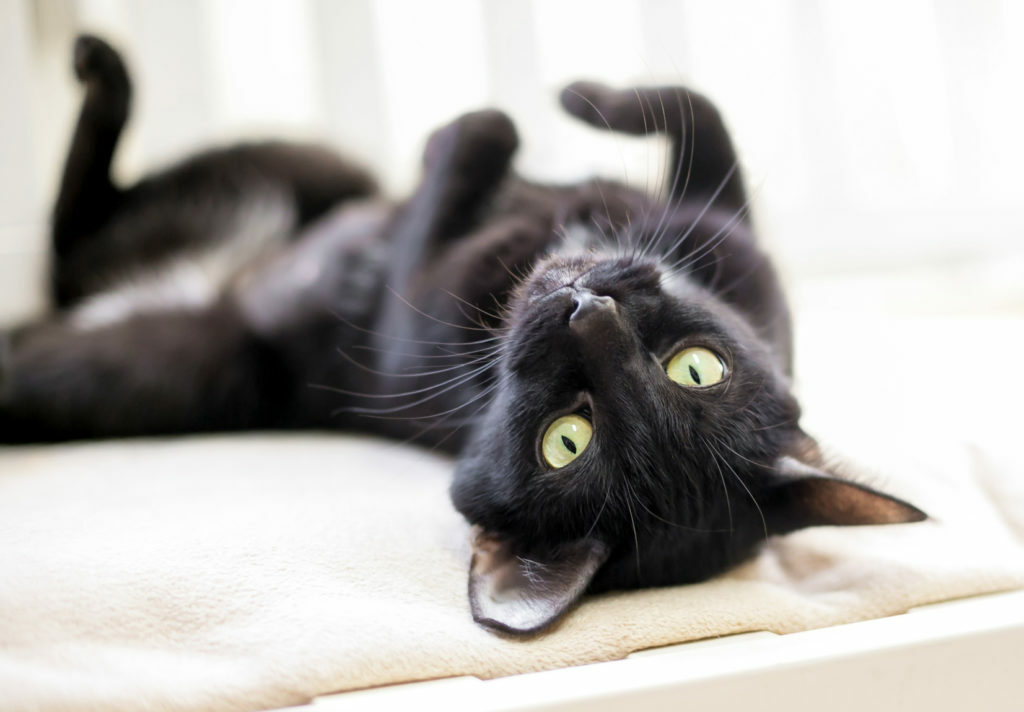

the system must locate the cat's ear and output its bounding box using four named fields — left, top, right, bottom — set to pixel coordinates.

left=765, top=454, right=927, bottom=535
left=468, top=530, right=609, bottom=635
